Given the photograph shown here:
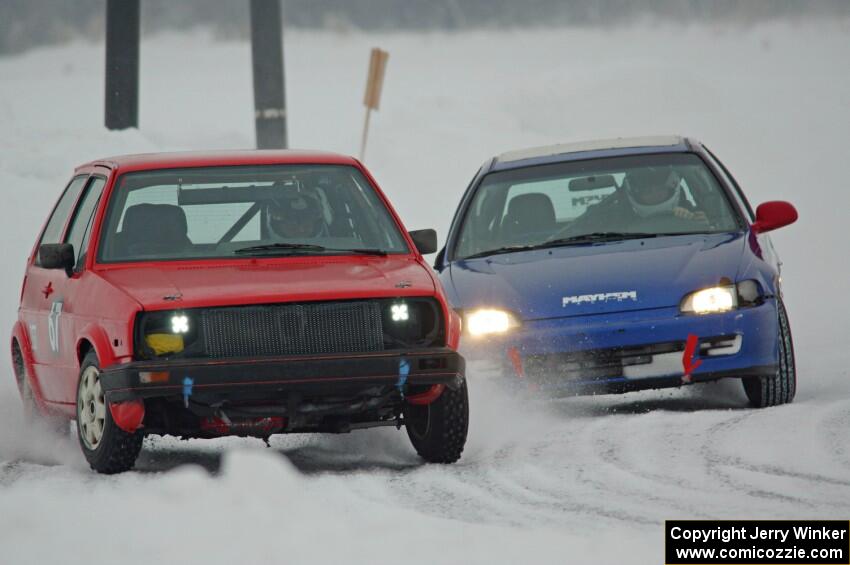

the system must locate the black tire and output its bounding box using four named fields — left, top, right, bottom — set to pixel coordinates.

left=405, top=379, right=469, bottom=463
left=12, top=341, right=67, bottom=435
left=76, top=351, right=143, bottom=474
left=743, top=298, right=796, bottom=407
